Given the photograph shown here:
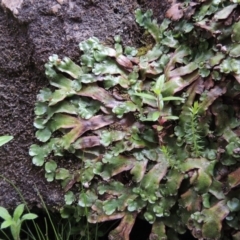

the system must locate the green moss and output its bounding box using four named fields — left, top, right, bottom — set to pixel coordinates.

left=30, top=2, right=240, bottom=239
